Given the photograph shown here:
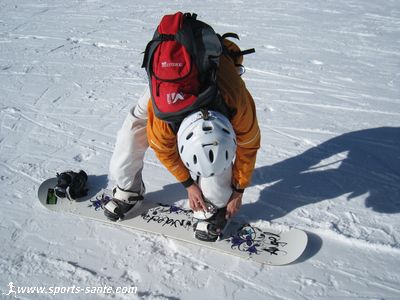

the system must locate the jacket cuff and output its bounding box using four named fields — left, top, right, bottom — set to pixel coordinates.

left=181, top=177, right=195, bottom=188
left=232, top=183, right=245, bottom=194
